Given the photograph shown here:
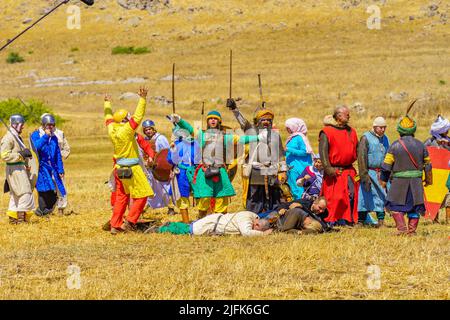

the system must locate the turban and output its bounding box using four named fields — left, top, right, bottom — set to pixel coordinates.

left=254, top=109, right=274, bottom=122
left=430, top=115, right=450, bottom=138
left=397, top=116, right=416, bottom=135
